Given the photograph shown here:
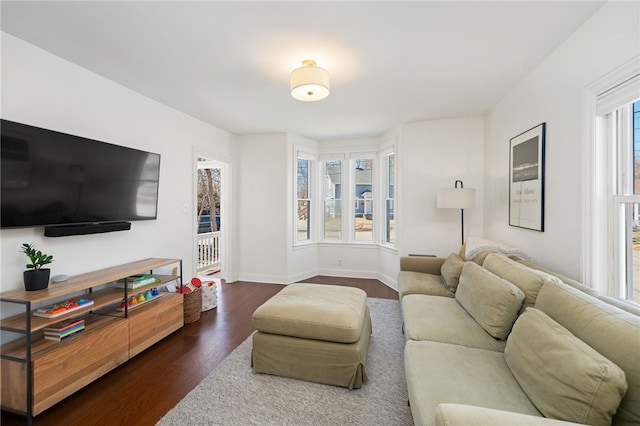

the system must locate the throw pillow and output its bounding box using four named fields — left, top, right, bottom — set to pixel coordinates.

left=483, top=253, right=561, bottom=312
left=505, top=308, right=628, bottom=425
left=455, top=262, right=525, bottom=340
left=440, top=253, right=465, bottom=291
